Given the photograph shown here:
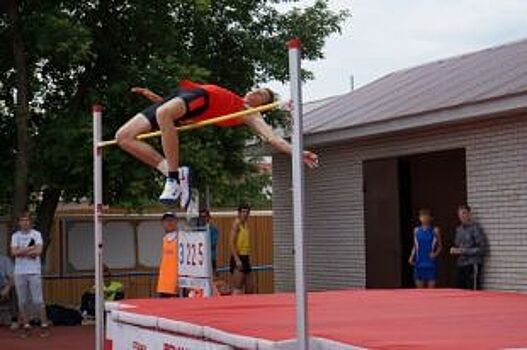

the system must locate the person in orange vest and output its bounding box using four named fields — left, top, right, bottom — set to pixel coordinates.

left=157, top=212, right=180, bottom=297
